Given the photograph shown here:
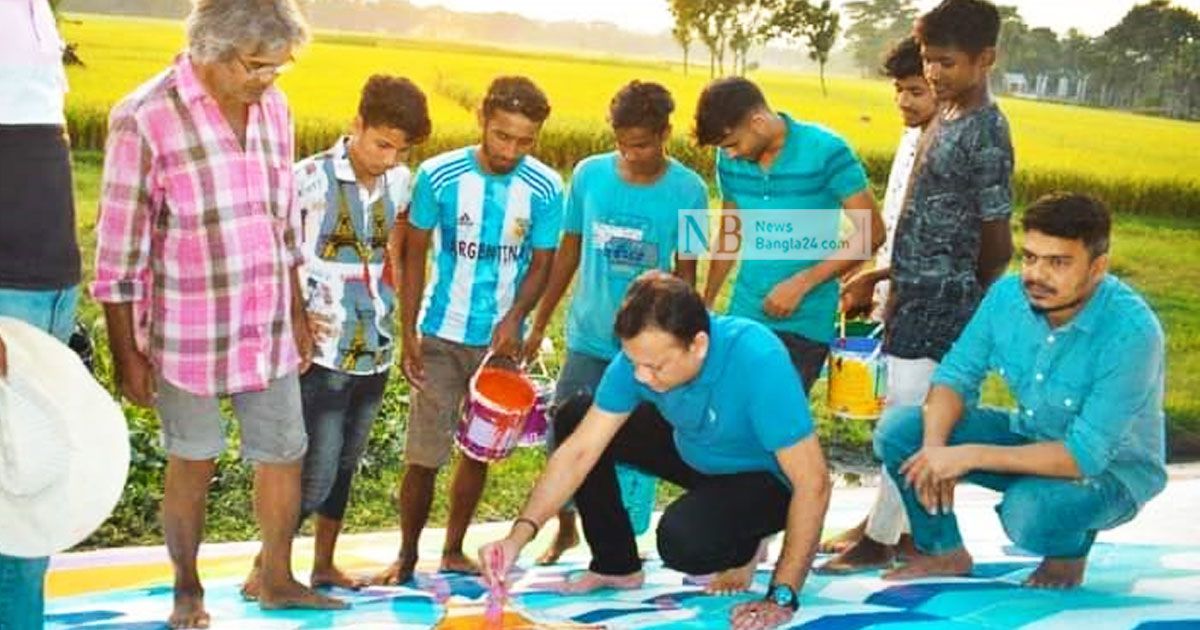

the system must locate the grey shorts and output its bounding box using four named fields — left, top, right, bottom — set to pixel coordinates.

left=155, top=371, right=308, bottom=464
left=403, top=336, right=488, bottom=469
